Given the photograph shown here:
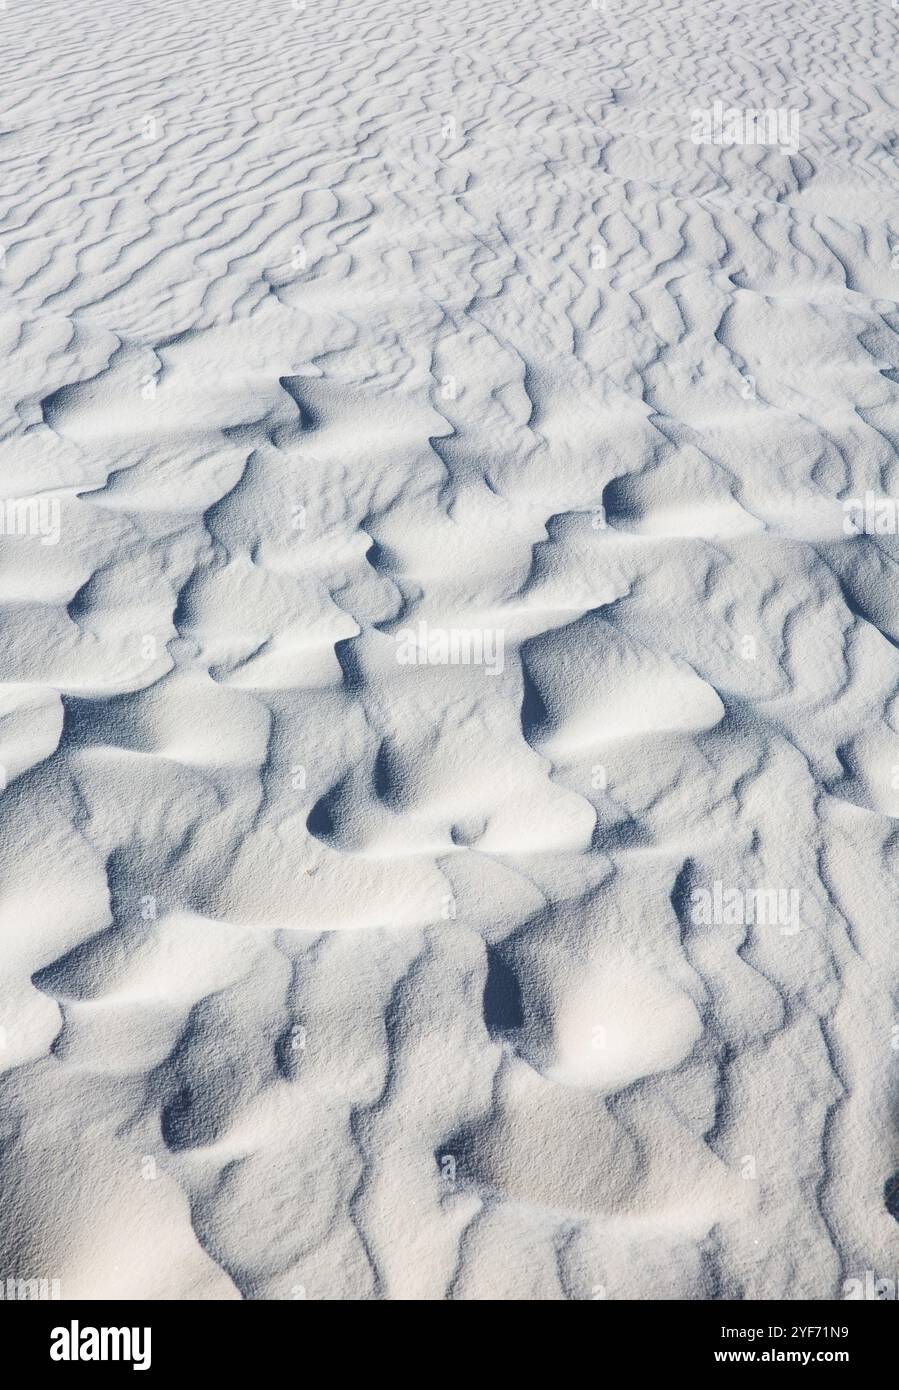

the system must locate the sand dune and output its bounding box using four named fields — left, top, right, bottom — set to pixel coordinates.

left=1, top=0, right=898, bottom=1300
